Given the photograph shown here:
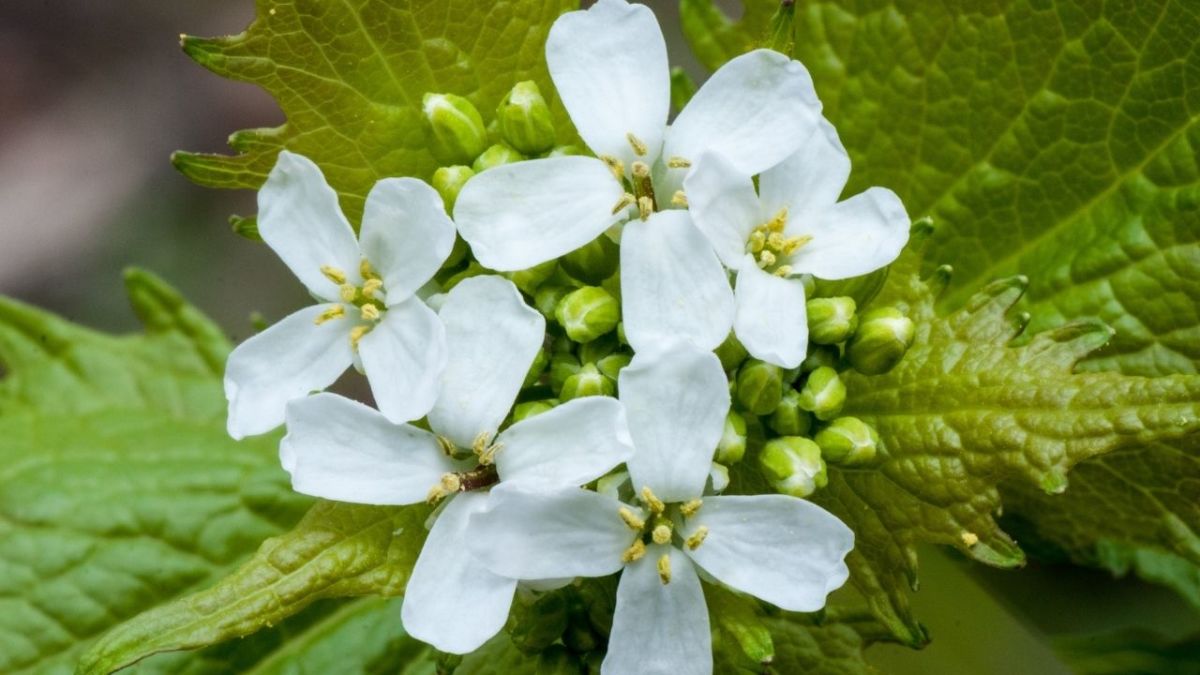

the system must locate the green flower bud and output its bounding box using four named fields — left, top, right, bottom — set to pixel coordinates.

left=422, top=93, right=488, bottom=165
left=535, top=284, right=573, bottom=321
left=522, top=346, right=548, bottom=388
left=546, top=144, right=584, bottom=157
left=472, top=143, right=526, bottom=172
left=758, top=437, right=827, bottom=498
left=431, top=165, right=475, bottom=211
left=555, top=286, right=620, bottom=343
left=562, top=616, right=600, bottom=654
left=509, top=592, right=568, bottom=654
left=616, top=321, right=628, bottom=346
left=441, top=234, right=469, bottom=271
left=807, top=296, right=858, bottom=345
left=715, top=332, right=749, bottom=371
left=441, top=261, right=487, bottom=291
left=847, top=307, right=916, bottom=375
left=797, top=366, right=846, bottom=421
left=596, top=352, right=632, bottom=381
left=497, top=80, right=556, bottom=155
left=551, top=334, right=574, bottom=355
left=715, top=411, right=748, bottom=465
left=549, top=353, right=580, bottom=394
left=508, top=260, right=559, bottom=295
left=801, top=344, right=841, bottom=373
left=536, top=645, right=577, bottom=674
left=561, top=234, right=620, bottom=284
left=561, top=363, right=615, bottom=400
left=512, top=399, right=559, bottom=423
left=769, top=388, right=813, bottom=436
left=735, top=359, right=784, bottom=415
left=579, top=333, right=618, bottom=365
left=815, top=416, right=880, bottom=465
